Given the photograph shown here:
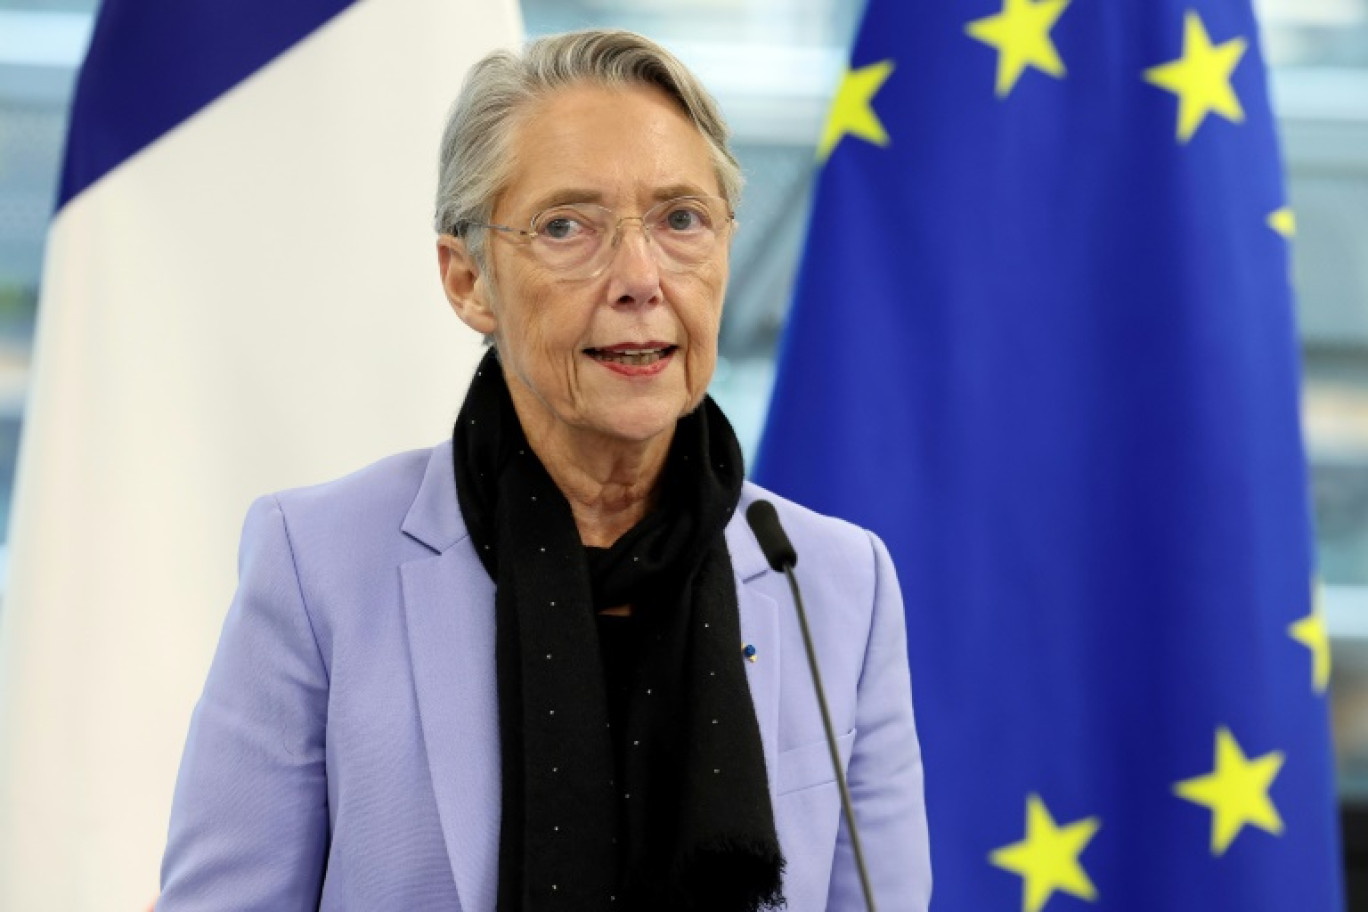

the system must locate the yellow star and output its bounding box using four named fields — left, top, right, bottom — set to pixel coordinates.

left=1143, top=10, right=1248, bottom=143
left=817, top=60, right=895, bottom=163
left=990, top=794, right=1101, bottom=912
left=1289, top=579, right=1330, bottom=693
left=1267, top=206, right=1297, bottom=240
left=1174, top=726, right=1284, bottom=855
left=966, top=0, right=1071, bottom=98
